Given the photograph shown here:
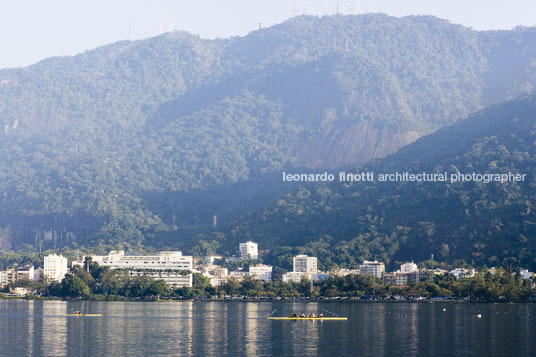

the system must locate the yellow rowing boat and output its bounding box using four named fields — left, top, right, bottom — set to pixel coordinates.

left=66, top=313, right=103, bottom=317
left=267, top=317, right=347, bottom=320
